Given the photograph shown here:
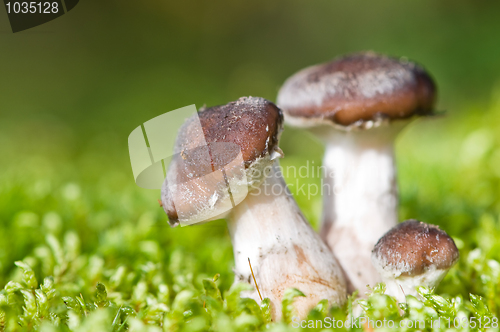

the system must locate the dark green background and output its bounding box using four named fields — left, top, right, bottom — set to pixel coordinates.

left=1, top=1, right=500, bottom=132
